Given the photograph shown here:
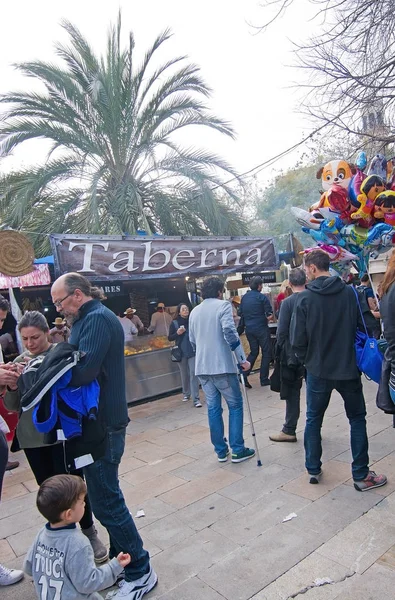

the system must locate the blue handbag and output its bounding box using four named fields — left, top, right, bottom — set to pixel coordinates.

left=352, top=287, right=383, bottom=384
